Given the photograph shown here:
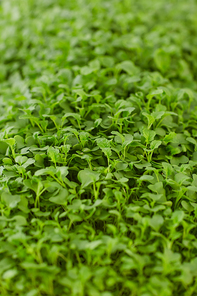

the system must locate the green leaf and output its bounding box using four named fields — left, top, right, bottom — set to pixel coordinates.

left=49, top=188, right=69, bottom=205
left=81, top=66, right=93, bottom=75
left=2, top=269, right=18, bottom=280
left=143, top=128, right=156, bottom=143
left=78, top=168, right=100, bottom=188
left=147, top=89, right=163, bottom=100
left=154, top=48, right=171, bottom=73
left=150, top=140, right=162, bottom=150
left=150, top=215, right=164, bottom=231
left=1, top=191, right=21, bottom=208
left=174, top=173, right=190, bottom=185
left=116, top=60, right=138, bottom=75
left=163, top=132, right=176, bottom=144
left=142, top=112, right=155, bottom=129
left=24, top=178, right=44, bottom=196
left=139, top=175, right=154, bottom=182
left=96, top=138, right=112, bottom=158
left=171, top=211, right=184, bottom=223
left=162, top=162, right=173, bottom=177
left=35, top=167, right=56, bottom=177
